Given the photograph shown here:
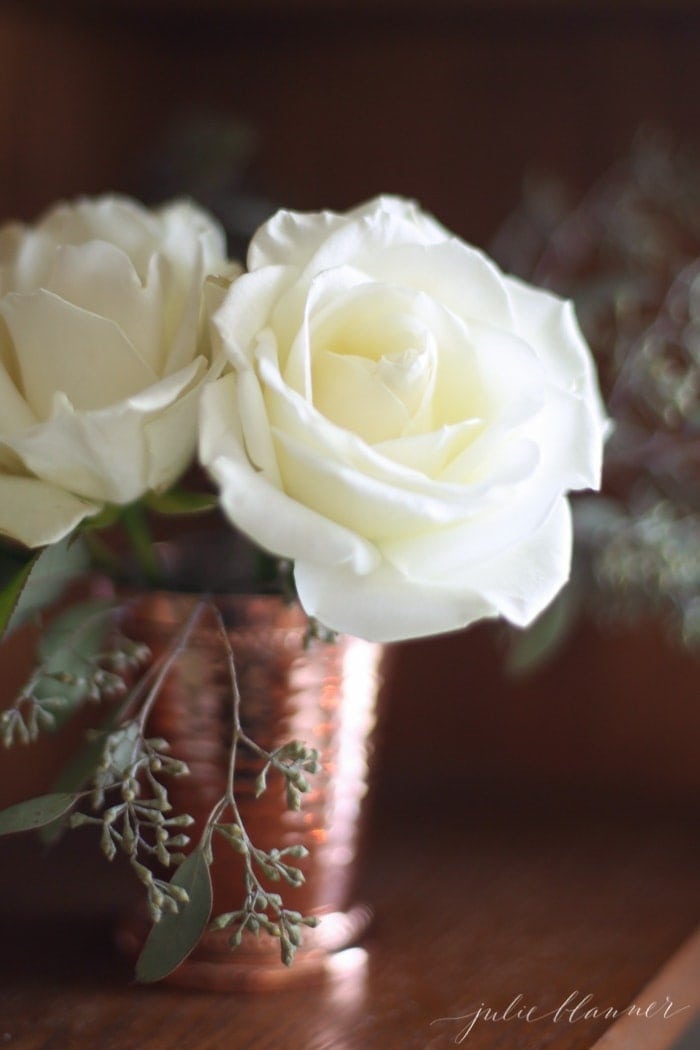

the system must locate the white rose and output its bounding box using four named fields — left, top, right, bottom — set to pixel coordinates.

left=0, top=194, right=234, bottom=548
left=201, top=196, right=608, bottom=642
